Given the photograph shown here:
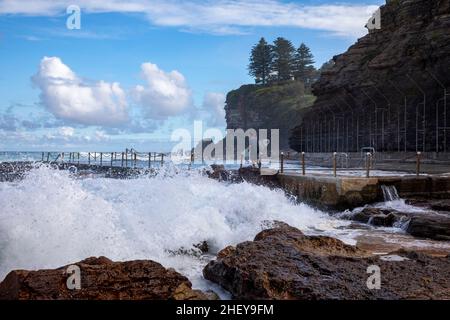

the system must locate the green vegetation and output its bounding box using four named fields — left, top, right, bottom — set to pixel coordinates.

left=248, top=38, right=273, bottom=85
left=248, top=37, right=318, bottom=86
left=271, top=37, right=296, bottom=82
left=293, top=43, right=315, bottom=84
left=226, top=81, right=315, bottom=148
left=236, top=37, right=335, bottom=147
